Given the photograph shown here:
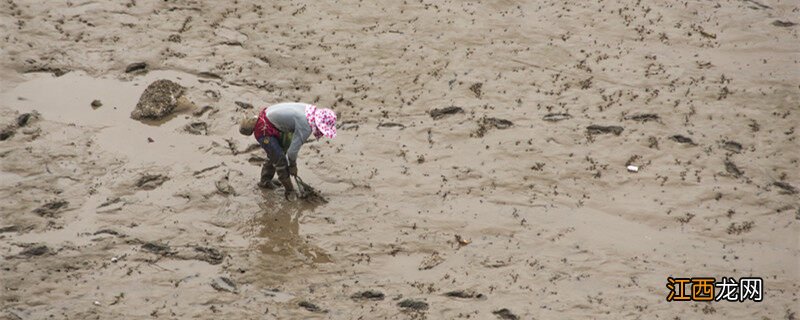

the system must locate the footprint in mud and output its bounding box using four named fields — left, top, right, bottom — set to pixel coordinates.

left=772, top=20, right=797, bottom=27
left=429, top=106, right=464, bottom=120
left=176, top=246, right=225, bottom=265
left=32, top=200, right=68, bottom=218
left=724, top=159, right=744, bottom=178
left=586, top=125, right=624, bottom=136
left=184, top=121, right=208, bottom=135
left=624, top=113, right=660, bottom=123
left=234, top=101, right=254, bottom=110
left=215, top=174, right=236, bottom=196
left=12, top=244, right=51, bottom=258
left=772, top=182, right=797, bottom=195
left=298, top=301, right=327, bottom=313
left=193, top=105, right=217, bottom=117
left=492, top=308, right=519, bottom=320
left=443, top=290, right=485, bottom=299
left=0, top=225, right=20, bottom=234
left=338, top=120, right=360, bottom=131
left=722, top=140, right=743, bottom=153
left=1, top=111, right=39, bottom=141
left=542, top=113, right=572, bottom=122
left=351, top=290, right=385, bottom=301
left=669, top=135, right=697, bottom=145
left=377, top=122, right=406, bottom=130
left=398, top=299, right=428, bottom=311
left=125, top=62, right=147, bottom=74
left=136, top=174, right=169, bottom=190
left=210, top=276, right=238, bottom=294
left=141, top=242, right=171, bottom=254
left=474, top=117, right=513, bottom=137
